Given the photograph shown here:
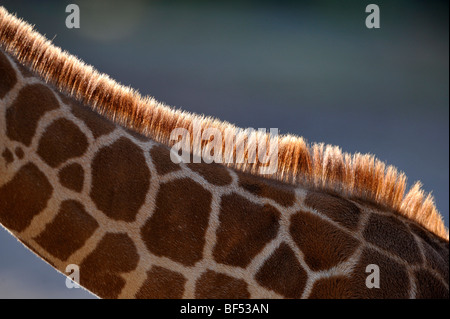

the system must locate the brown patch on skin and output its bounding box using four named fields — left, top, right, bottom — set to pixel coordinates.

left=414, top=269, right=449, bottom=299
left=187, top=161, right=232, bottom=186
left=14, top=147, right=24, bottom=159
left=289, top=210, right=359, bottom=271
left=237, top=171, right=295, bottom=207
left=363, top=214, right=421, bottom=264
left=0, top=163, right=53, bottom=232
left=124, top=127, right=151, bottom=142
left=150, top=145, right=181, bottom=175
left=349, top=197, right=388, bottom=212
left=348, top=248, right=409, bottom=298
left=68, top=97, right=116, bottom=138
left=6, top=84, right=60, bottom=147
left=409, top=222, right=449, bottom=261
left=410, top=223, right=449, bottom=281
left=305, top=191, right=362, bottom=230
left=34, top=200, right=98, bottom=261
left=0, top=49, right=16, bottom=98
left=90, top=137, right=150, bottom=222
left=14, top=59, right=34, bottom=78
left=438, top=242, right=449, bottom=269
left=135, top=266, right=186, bottom=299
left=213, top=193, right=280, bottom=268
left=57, top=91, right=73, bottom=105
left=309, top=277, right=354, bottom=299
left=80, top=233, right=139, bottom=299
left=141, top=178, right=212, bottom=266
left=255, top=242, right=307, bottom=298
left=37, top=118, right=89, bottom=168
left=2, top=148, right=13, bottom=164
left=435, top=235, right=450, bottom=246
left=434, top=240, right=449, bottom=258
left=421, top=241, right=449, bottom=283
left=58, top=163, right=84, bottom=192
left=195, top=270, right=250, bottom=299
